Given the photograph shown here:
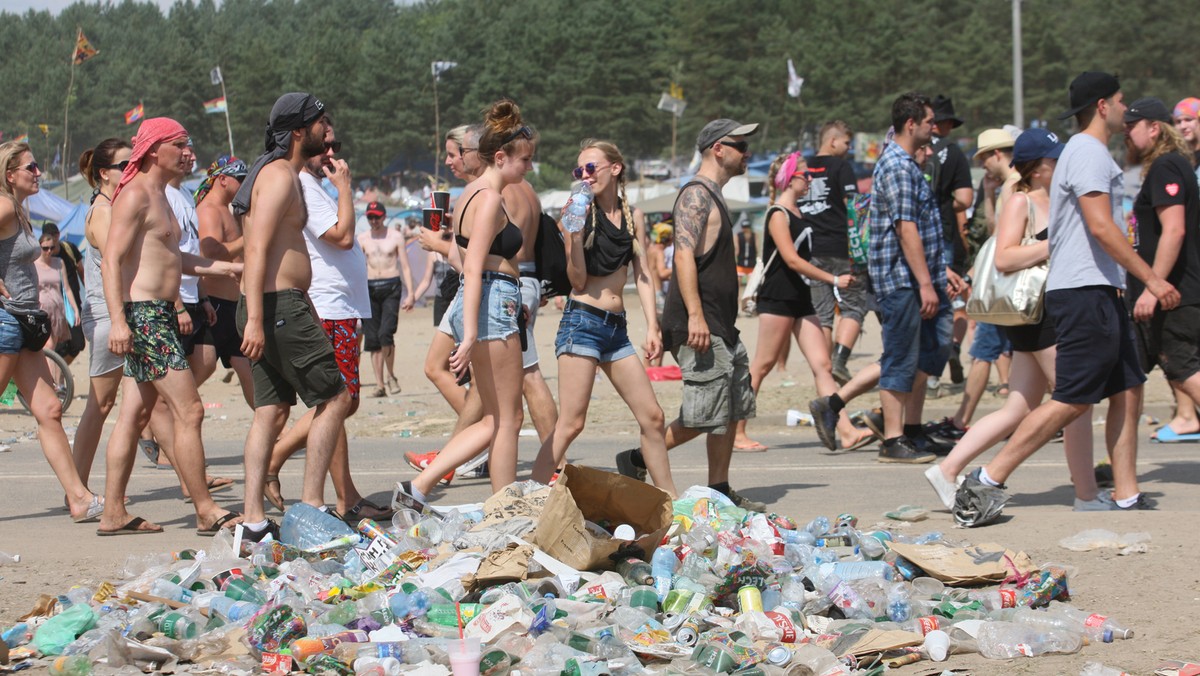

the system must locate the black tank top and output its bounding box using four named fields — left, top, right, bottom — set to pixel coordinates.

left=454, top=189, right=523, bottom=259
left=662, top=181, right=739, bottom=351
left=583, top=201, right=634, bottom=277
left=759, top=205, right=813, bottom=302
